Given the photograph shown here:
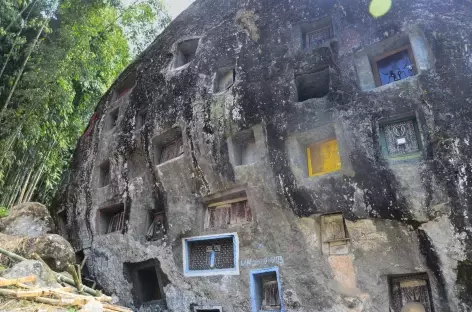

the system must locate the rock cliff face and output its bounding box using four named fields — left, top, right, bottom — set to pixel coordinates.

left=55, top=0, right=472, bottom=311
